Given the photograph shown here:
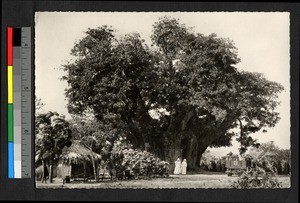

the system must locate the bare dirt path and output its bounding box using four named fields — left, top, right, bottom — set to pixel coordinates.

left=36, top=174, right=290, bottom=189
